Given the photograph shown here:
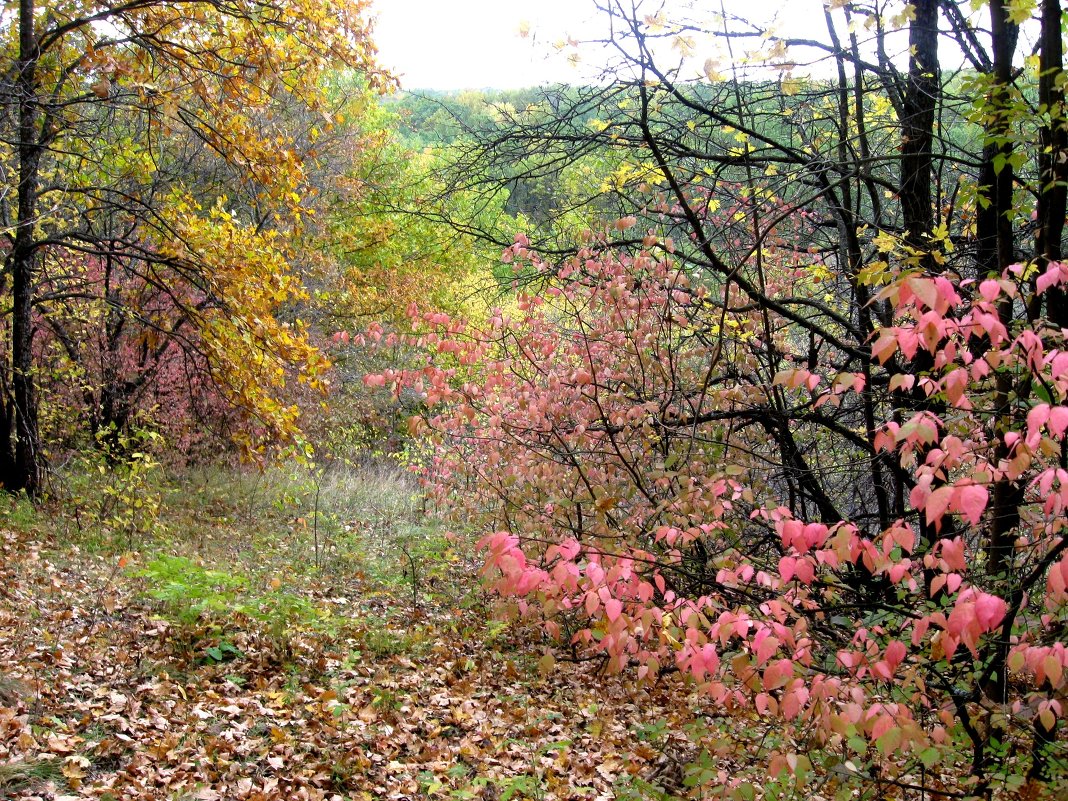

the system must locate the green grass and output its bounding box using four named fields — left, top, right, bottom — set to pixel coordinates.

left=0, top=672, right=29, bottom=706
left=0, top=757, right=64, bottom=795
left=5, top=456, right=476, bottom=672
